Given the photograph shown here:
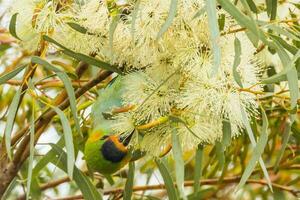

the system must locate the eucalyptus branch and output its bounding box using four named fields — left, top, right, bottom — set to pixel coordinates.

left=19, top=70, right=113, bottom=162
left=52, top=176, right=300, bottom=200
left=0, top=41, right=45, bottom=159
left=10, top=60, right=90, bottom=146
left=4, top=79, right=90, bottom=88
left=0, top=69, right=113, bottom=197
